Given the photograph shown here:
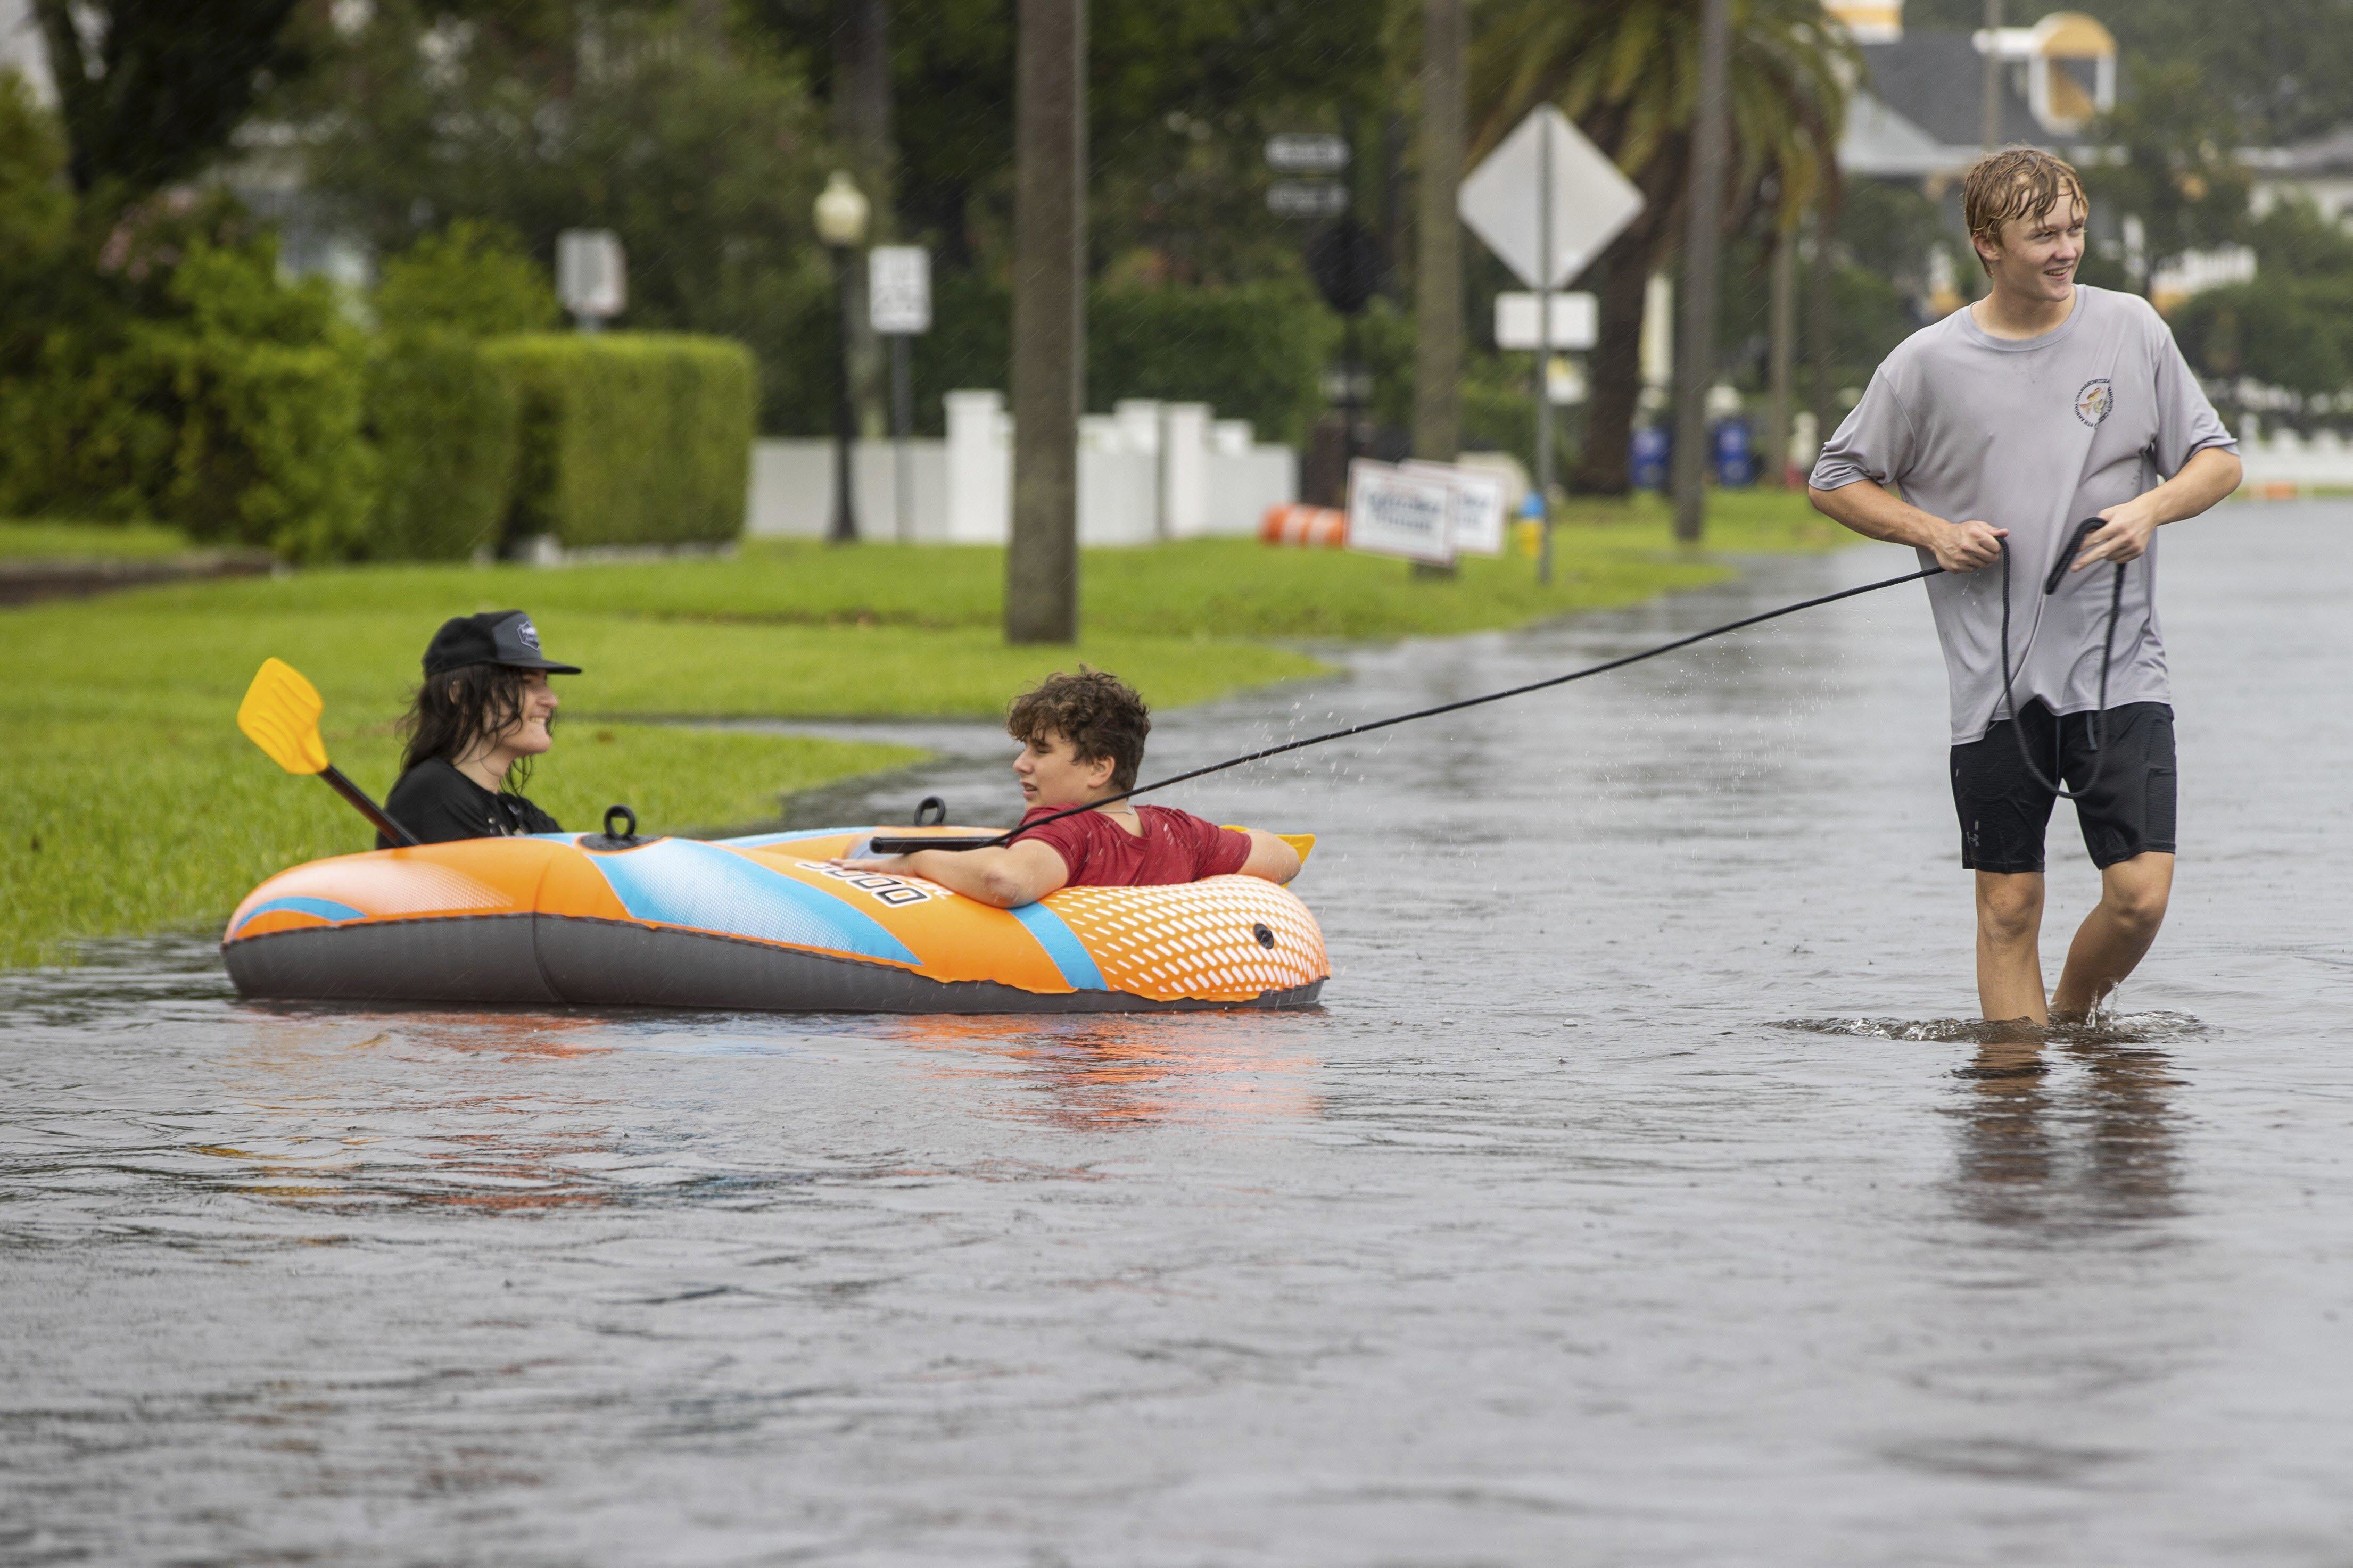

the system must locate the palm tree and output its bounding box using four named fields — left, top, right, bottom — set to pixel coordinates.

left=1470, top=0, right=1853, bottom=494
